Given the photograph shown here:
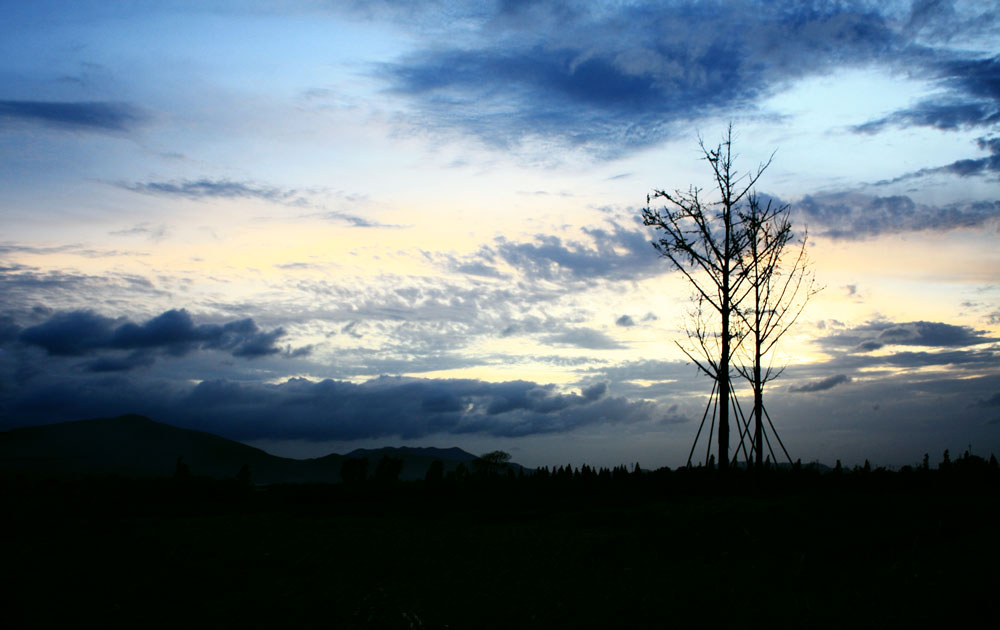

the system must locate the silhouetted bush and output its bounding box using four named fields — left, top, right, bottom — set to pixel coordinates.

left=374, top=455, right=403, bottom=483
left=425, top=459, right=444, bottom=483
left=340, top=457, right=369, bottom=484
